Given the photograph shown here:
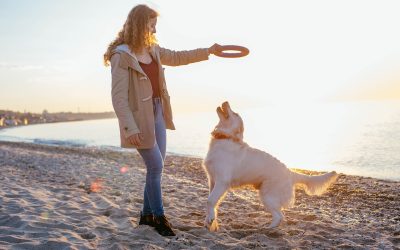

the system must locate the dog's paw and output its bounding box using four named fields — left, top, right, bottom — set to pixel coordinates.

left=266, top=219, right=282, bottom=229
left=209, top=219, right=219, bottom=232
left=205, top=217, right=219, bottom=232
left=266, top=224, right=279, bottom=229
